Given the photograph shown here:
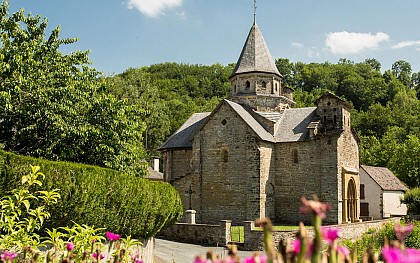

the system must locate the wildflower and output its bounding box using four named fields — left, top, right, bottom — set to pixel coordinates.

left=291, top=239, right=300, bottom=254
left=1, top=251, right=17, bottom=261
left=135, top=260, right=143, bottom=263
left=106, top=231, right=121, bottom=241
left=291, top=239, right=312, bottom=258
left=66, top=242, right=75, bottom=252
left=394, top=223, right=414, bottom=242
left=299, top=197, right=331, bottom=219
left=336, top=245, right=350, bottom=258
left=243, top=254, right=267, bottom=263
left=321, top=227, right=340, bottom=245
left=382, top=247, right=420, bottom=263
left=193, top=256, right=207, bottom=263
left=92, top=252, right=105, bottom=260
